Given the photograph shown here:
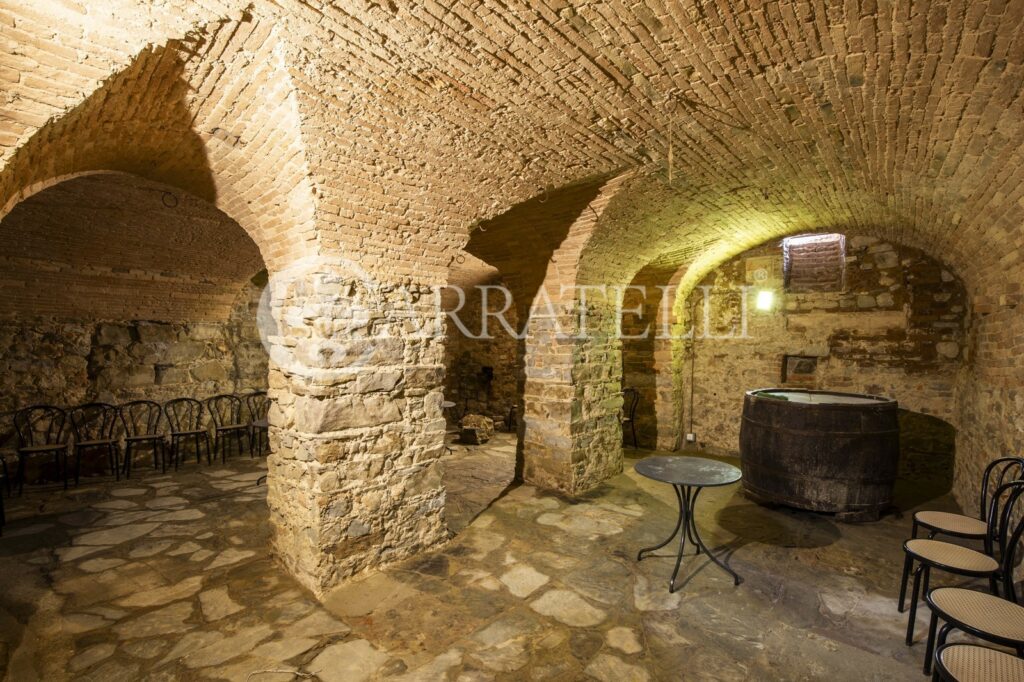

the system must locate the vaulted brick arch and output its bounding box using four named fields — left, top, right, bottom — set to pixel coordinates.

left=1, top=16, right=318, bottom=269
